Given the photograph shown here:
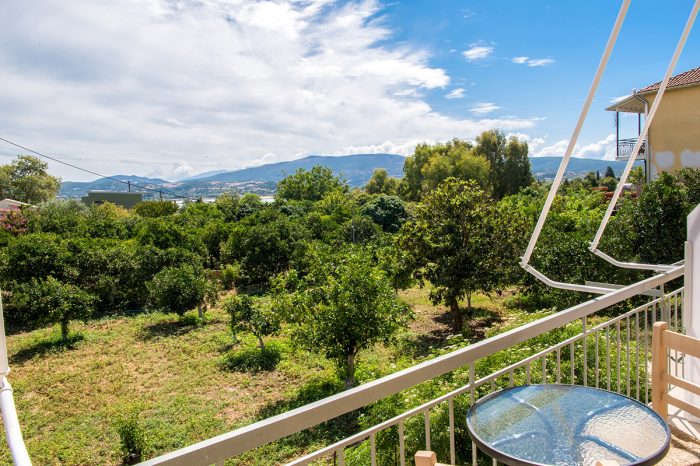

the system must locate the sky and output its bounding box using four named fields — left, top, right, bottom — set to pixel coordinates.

left=0, top=0, right=698, bottom=182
